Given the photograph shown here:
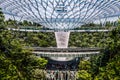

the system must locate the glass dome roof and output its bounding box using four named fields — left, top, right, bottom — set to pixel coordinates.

left=0, top=0, right=120, bottom=30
